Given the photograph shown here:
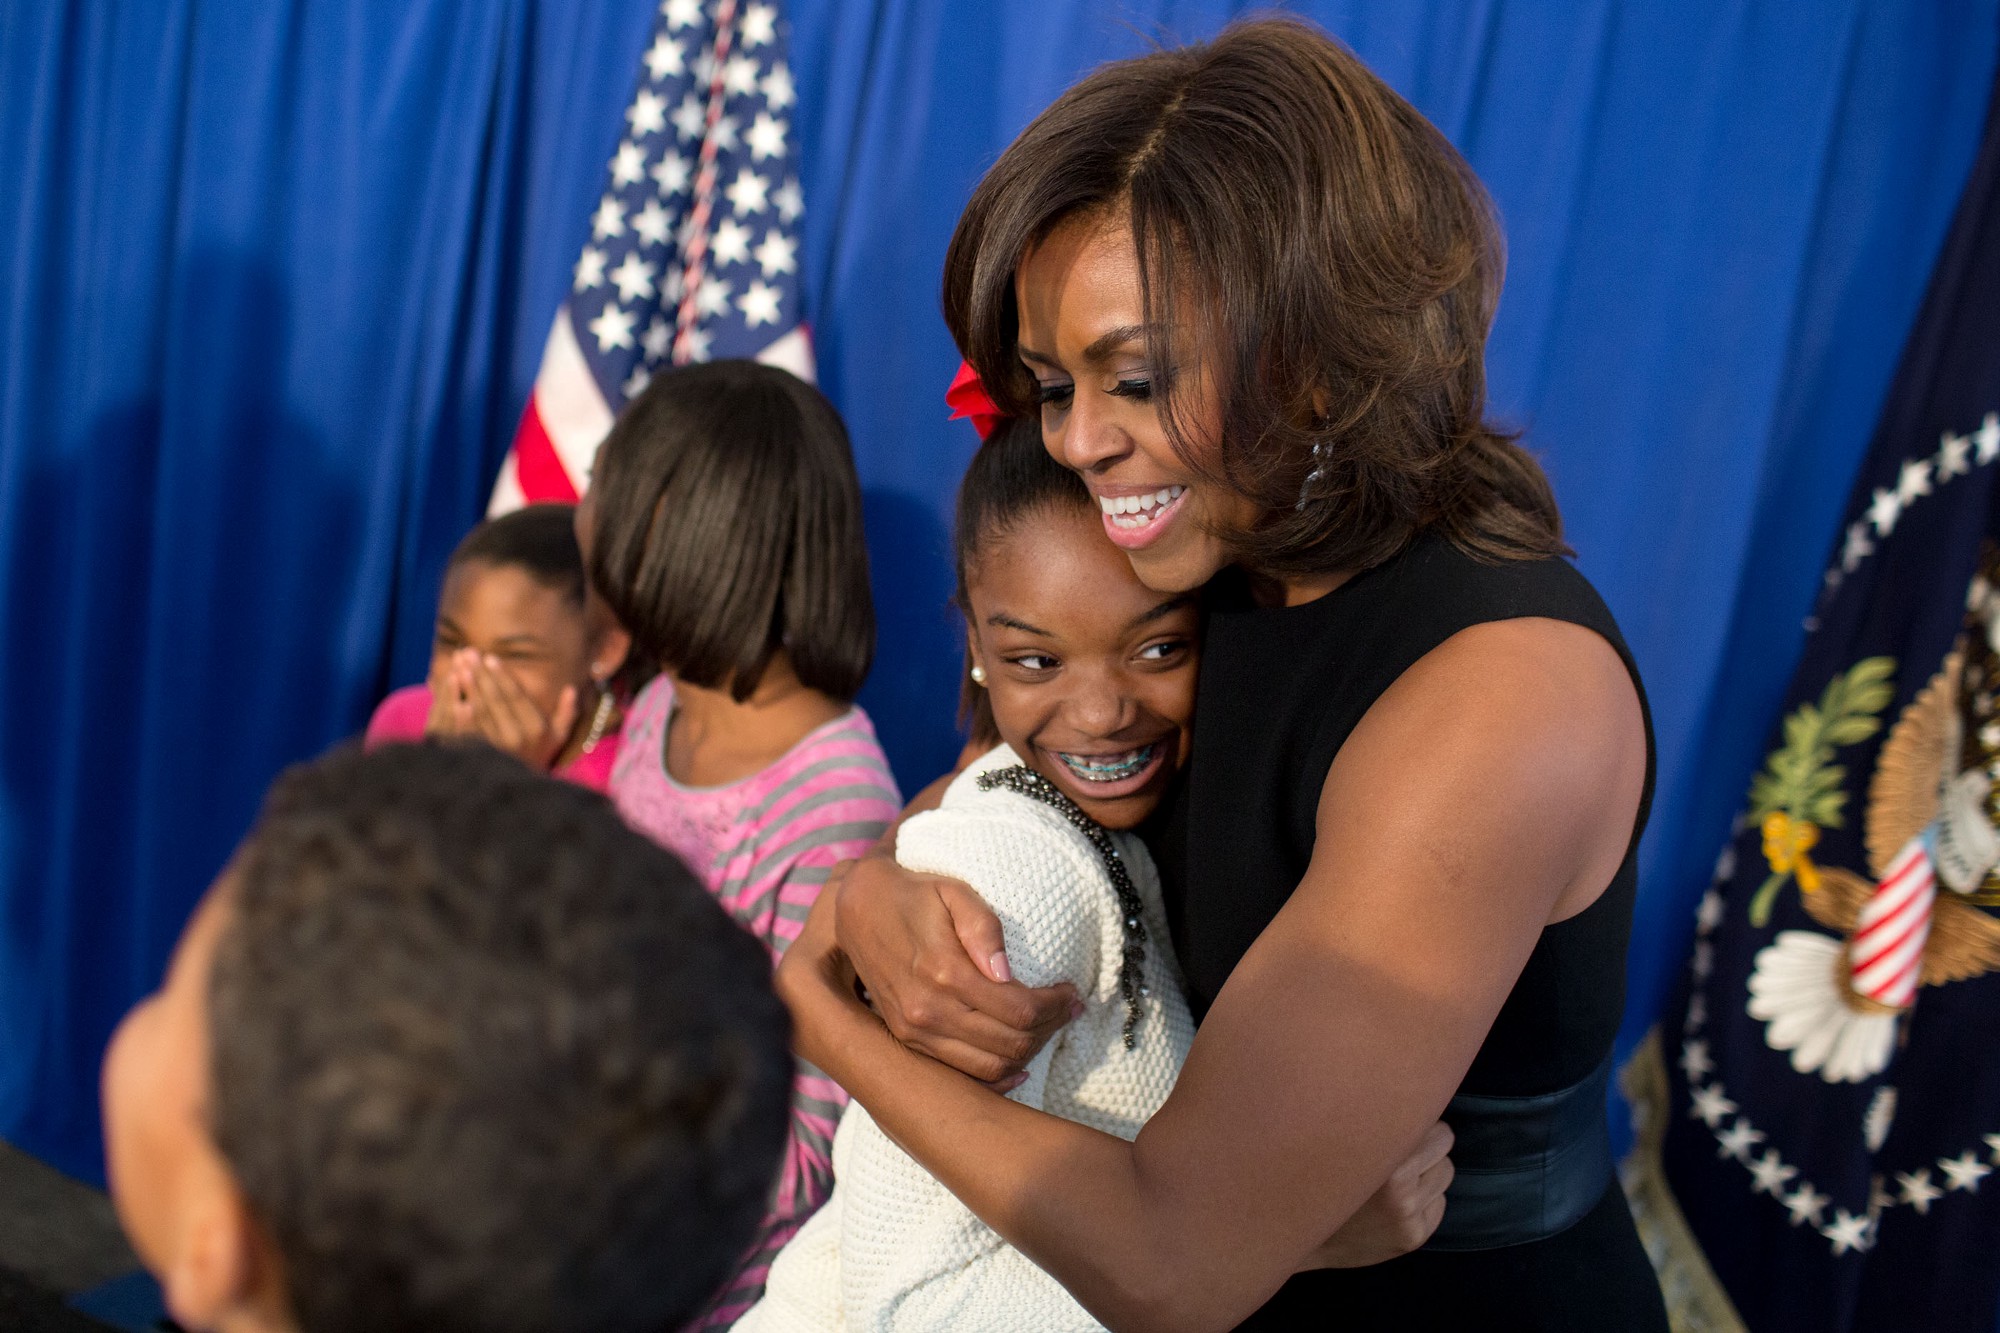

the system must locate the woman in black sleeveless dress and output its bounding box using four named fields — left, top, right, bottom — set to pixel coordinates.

left=776, top=17, right=1667, bottom=1330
